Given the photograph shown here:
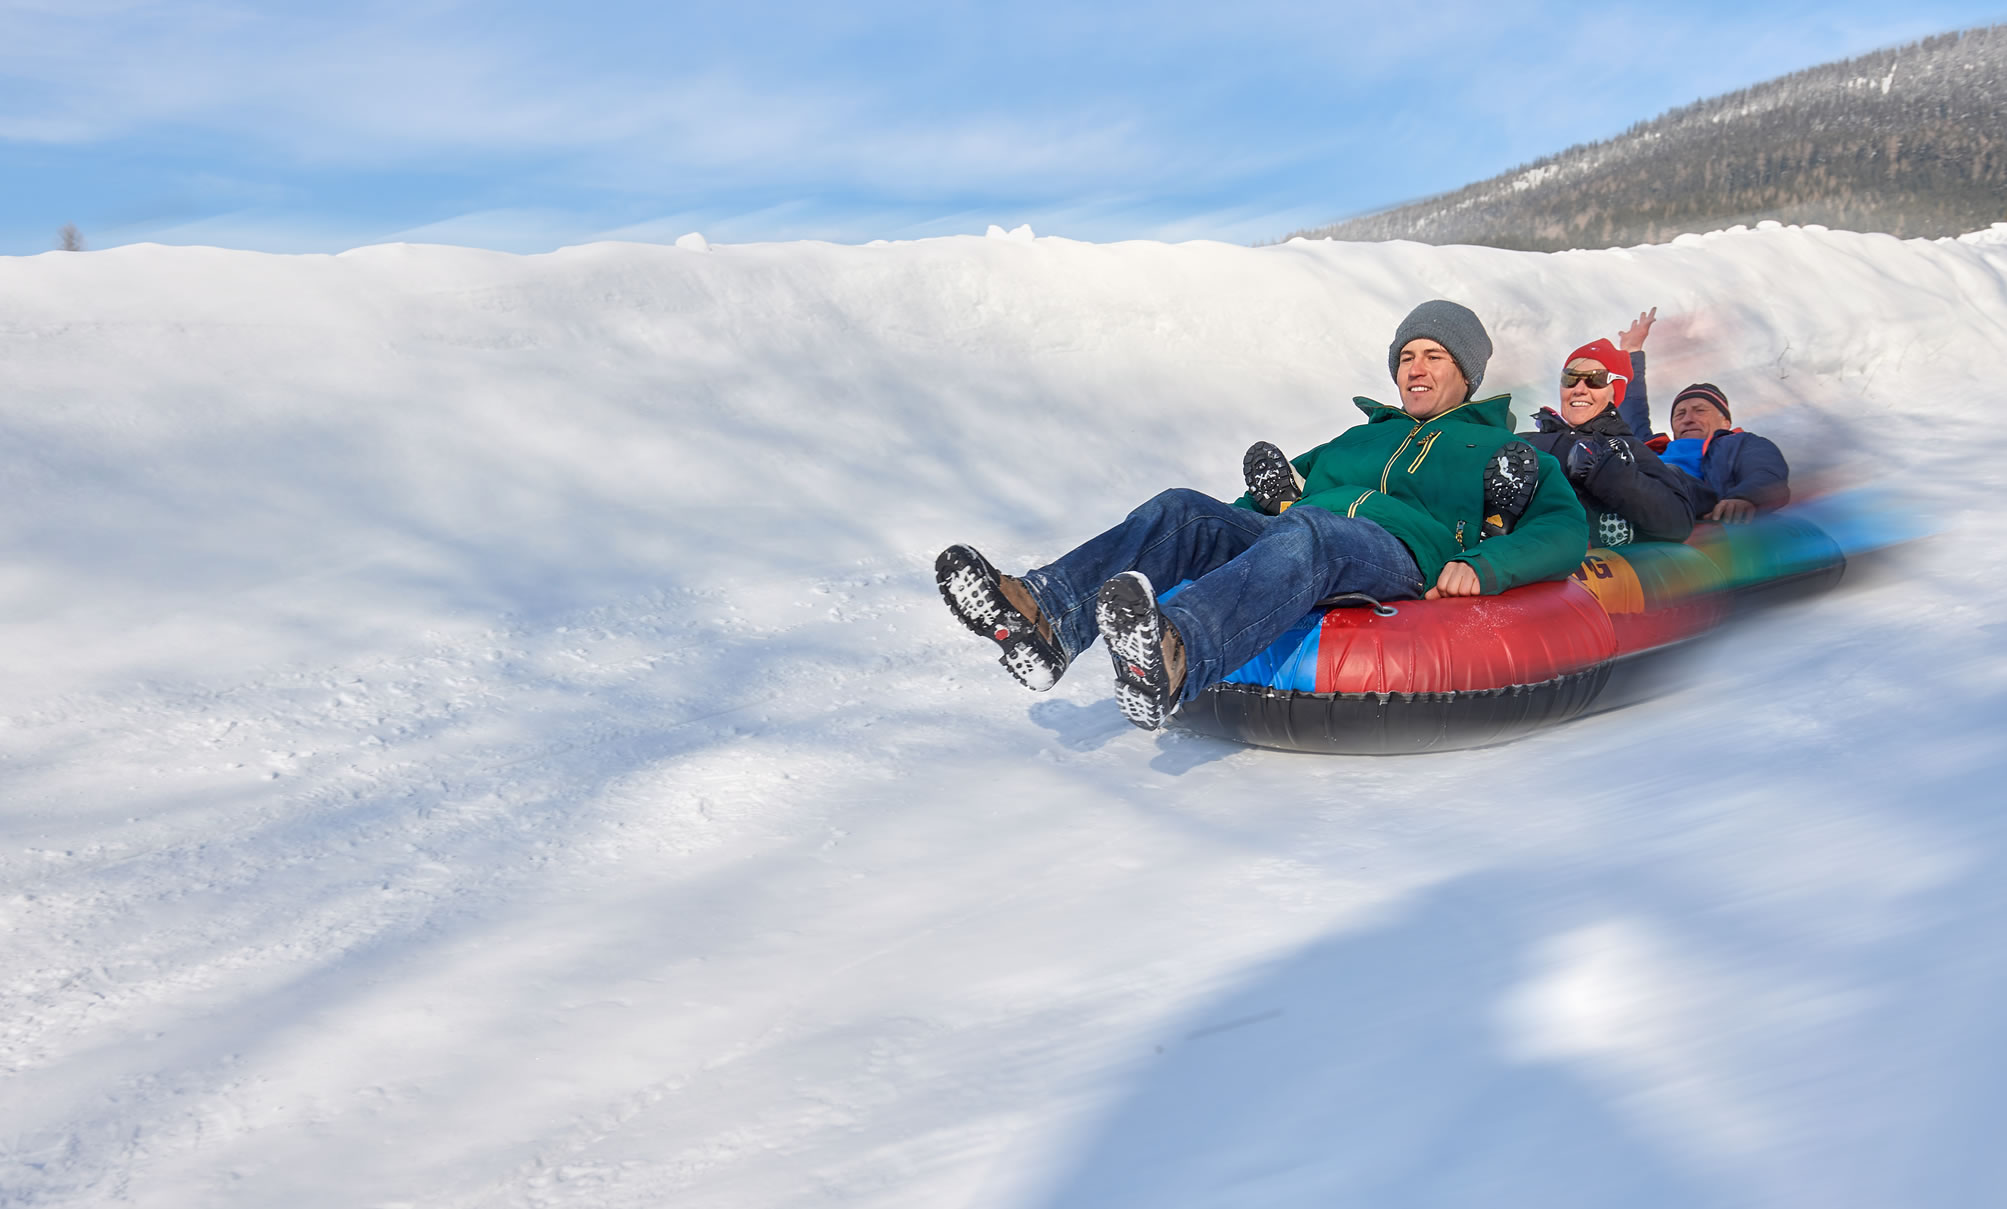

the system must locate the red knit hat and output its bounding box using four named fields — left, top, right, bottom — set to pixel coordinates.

left=1562, top=339, right=1631, bottom=405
